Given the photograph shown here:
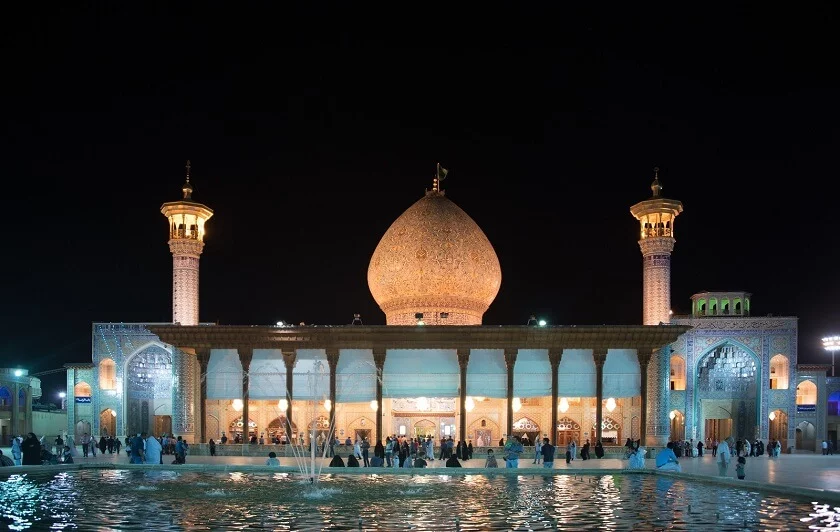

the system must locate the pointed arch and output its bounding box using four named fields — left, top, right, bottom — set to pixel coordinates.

left=0, top=386, right=10, bottom=406
left=670, top=355, right=686, bottom=390
left=99, top=358, right=116, bottom=390
left=467, top=417, right=499, bottom=447
left=74, top=381, right=92, bottom=397
left=796, top=380, right=817, bottom=405
left=770, top=354, right=790, bottom=389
